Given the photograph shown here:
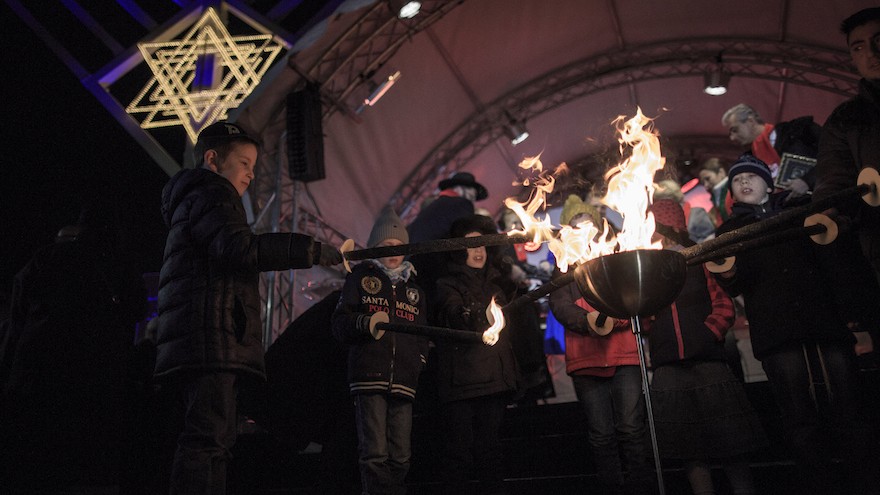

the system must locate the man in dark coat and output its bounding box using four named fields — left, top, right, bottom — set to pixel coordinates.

left=406, top=171, right=488, bottom=299
left=815, top=7, right=880, bottom=286
left=155, top=121, right=342, bottom=494
left=1, top=203, right=147, bottom=493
